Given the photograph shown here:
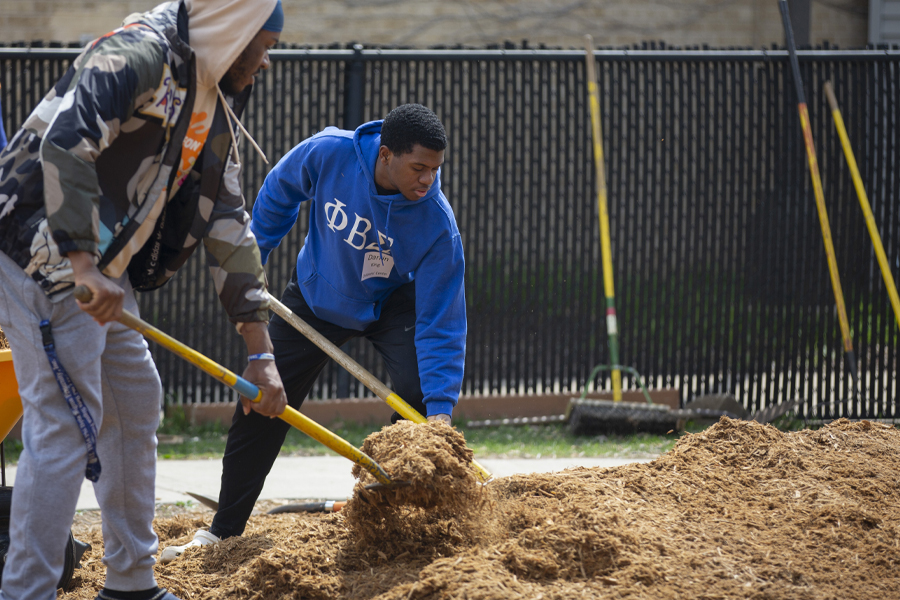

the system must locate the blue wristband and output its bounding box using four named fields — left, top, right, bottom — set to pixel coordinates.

left=247, top=352, right=275, bottom=362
